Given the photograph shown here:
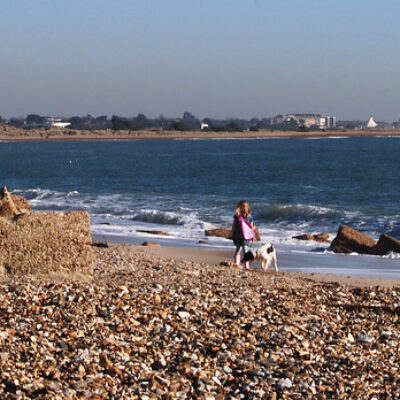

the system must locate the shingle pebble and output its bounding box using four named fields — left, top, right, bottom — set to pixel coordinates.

left=0, top=243, right=398, bottom=399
